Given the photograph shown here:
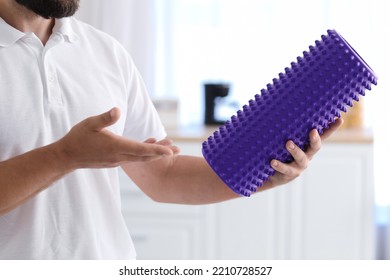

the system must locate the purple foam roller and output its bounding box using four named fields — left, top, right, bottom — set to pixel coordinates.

left=202, top=29, right=378, bottom=197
